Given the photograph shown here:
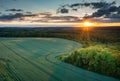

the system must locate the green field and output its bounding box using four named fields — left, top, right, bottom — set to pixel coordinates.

left=0, top=38, right=119, bottom=81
